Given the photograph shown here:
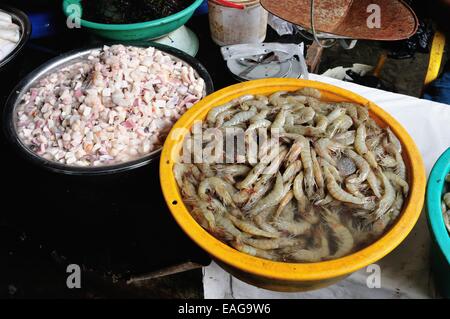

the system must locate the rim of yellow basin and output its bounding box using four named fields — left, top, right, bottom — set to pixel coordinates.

left=160, top=78, right=426, bottom=282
